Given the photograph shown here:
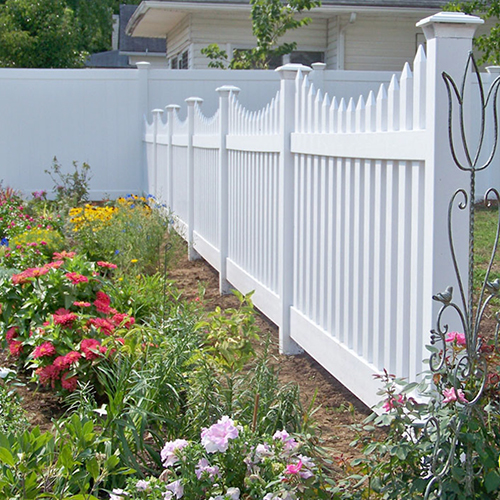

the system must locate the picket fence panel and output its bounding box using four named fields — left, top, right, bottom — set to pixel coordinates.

left=143, top=14, right=484, bottom=407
